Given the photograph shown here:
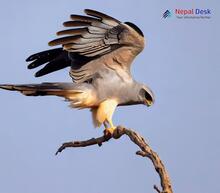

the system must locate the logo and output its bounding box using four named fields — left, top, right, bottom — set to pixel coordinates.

left=162, top=8, right=212, bottom=19
left=162, top=10, right=172, bottom=18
